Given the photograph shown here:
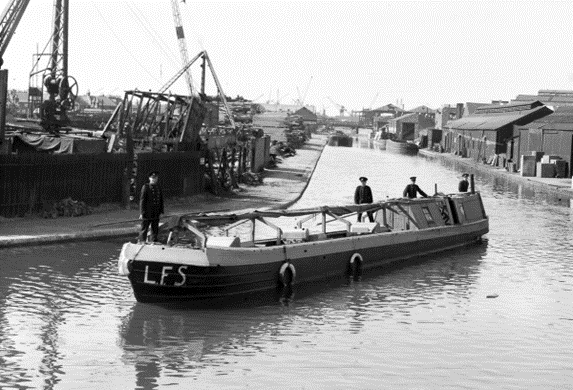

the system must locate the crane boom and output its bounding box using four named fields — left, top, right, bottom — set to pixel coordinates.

left=159, top=50, right=204, bottom=93
left=0, top=0, right=31, bottom=67
left=170, top=0, right=193, bottom=96
left=301, top=75, right=312, bottom=105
